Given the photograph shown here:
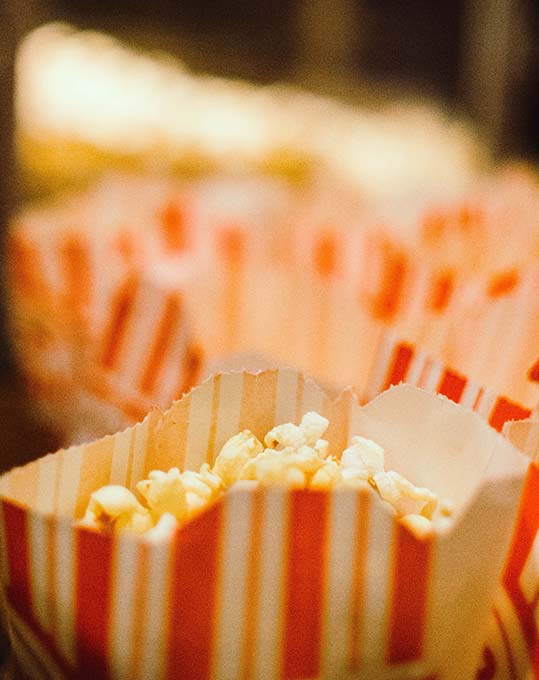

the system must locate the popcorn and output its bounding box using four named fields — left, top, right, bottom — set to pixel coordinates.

left=400, top=514, right=433, bottom=538
left=136, top=468, right=187, bottom=522
left=80, top=411, right=450, bottom=537
left=373, top=470, right=438, bottom=519
left=80, top=485, right=153, bottom=534
left=212, top=430, right=263, bottom=485
left=341, top=435, right=385, bottom=477
left=264, top=411, right=329, bottom=453
left=310, top=459, right=342, bottom=489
